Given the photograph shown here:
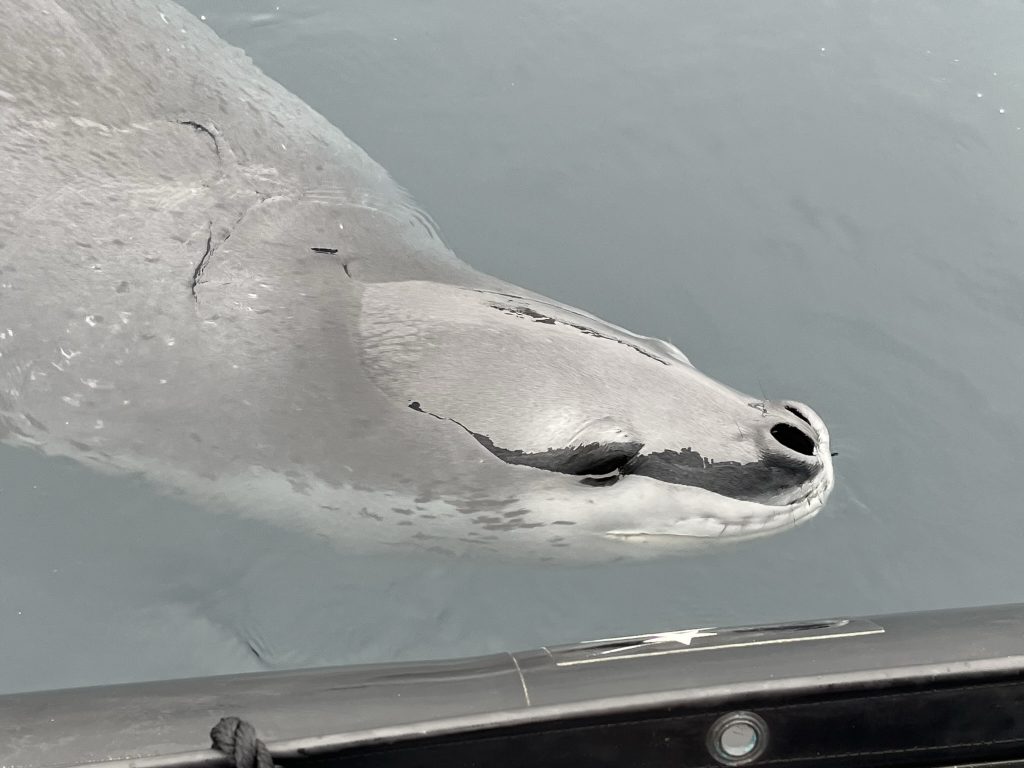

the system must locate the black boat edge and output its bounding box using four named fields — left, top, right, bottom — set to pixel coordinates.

left=3, top=603, right=1024, bottom=768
